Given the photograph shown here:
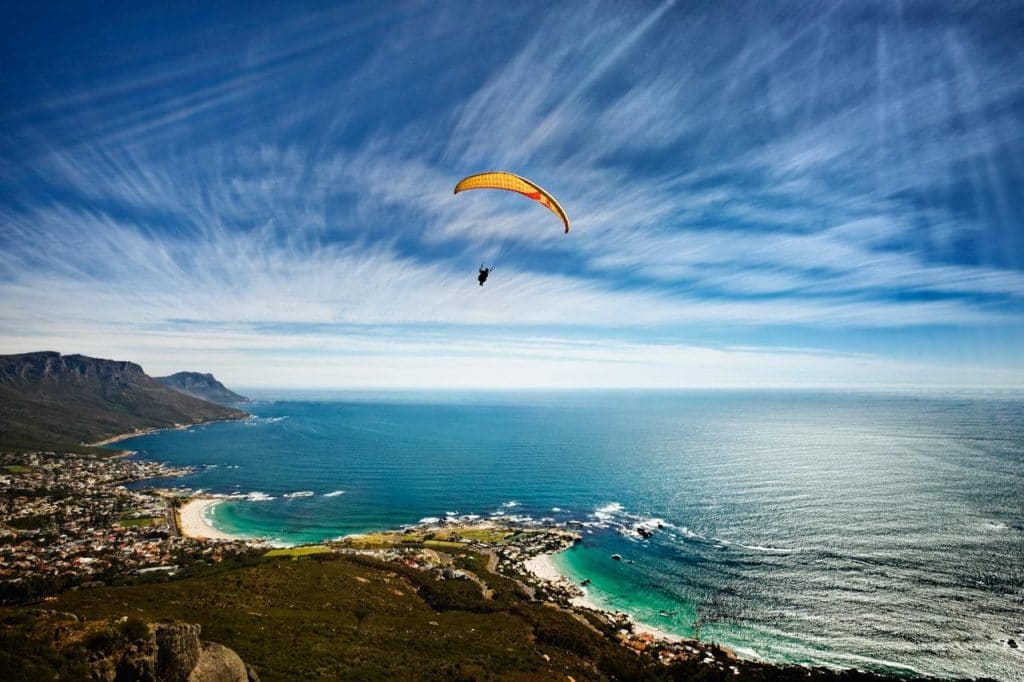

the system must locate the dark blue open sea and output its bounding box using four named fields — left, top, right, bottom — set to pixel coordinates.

left=119, top=391, right=1024, bottom=679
